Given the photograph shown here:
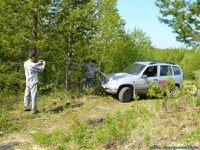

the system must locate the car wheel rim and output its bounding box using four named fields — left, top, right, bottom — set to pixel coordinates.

left=171, top=89, right=176, bottom=96
left=170, top=87, right=179, bottom=96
